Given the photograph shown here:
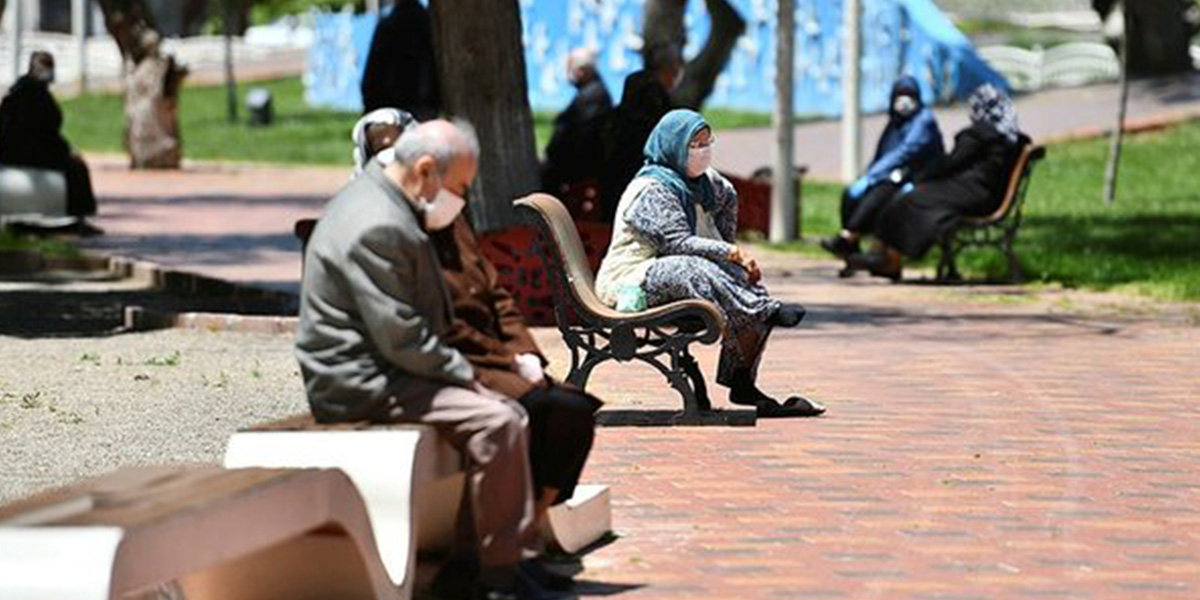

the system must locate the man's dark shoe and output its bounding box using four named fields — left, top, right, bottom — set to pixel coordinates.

left=819, top=235, right=860, bottom=258
left=520, top=559, right=574, bottom=591
left=431, top=555, right=479, bottom=600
